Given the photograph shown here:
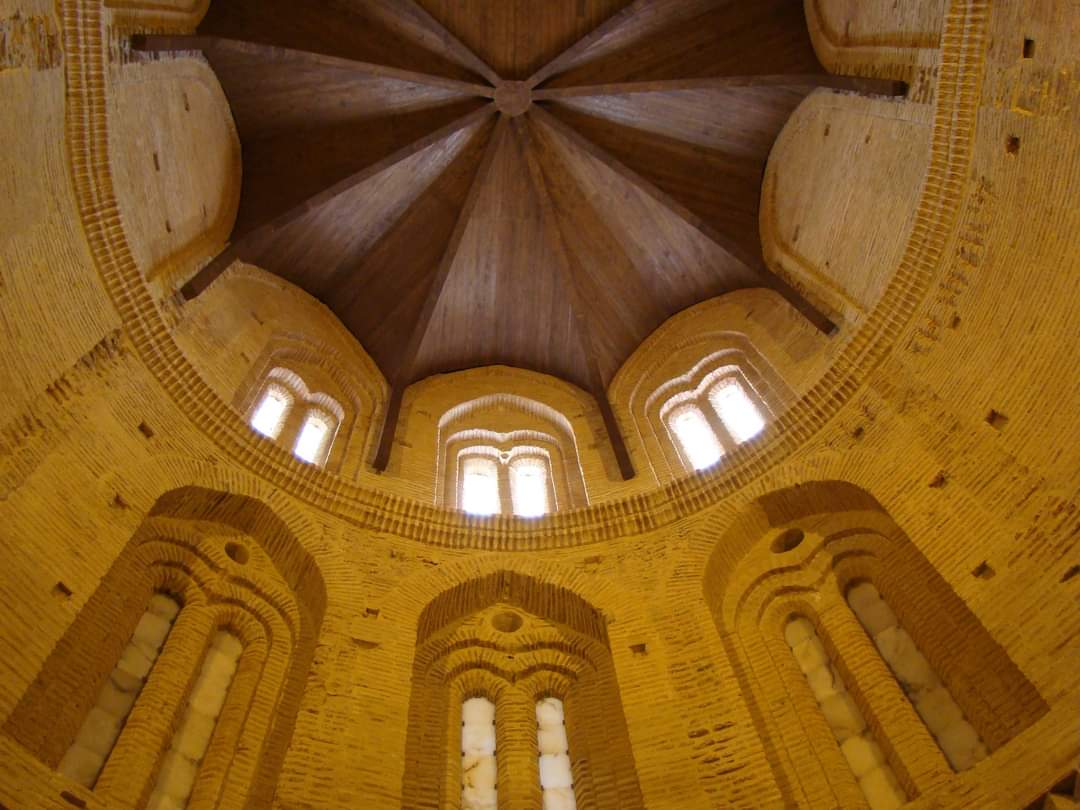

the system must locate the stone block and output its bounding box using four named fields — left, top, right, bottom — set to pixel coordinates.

left=939, top=720, right=985, bottom=771
left=97, top=677, right=138, bottom=718
left=858, top=765, right=906, bottom=810
left=111, top=668, right=143, bottom=694
left=462, top=724, right=496, bottom=756
left=538, top=724, right=569, bottom=755
left=807, top=664, right=843, bottom=702
left=462, top=785, right=497, bottom=810
left=820, top=693, right=866, bottom=742
left=539, top=753, right=574, bottom=789
left=841, top=735, right=886, bottom=778
left=157, top=750, right=197, bottom=801
left=536, top=697, right=565, bottom=727
left=914, top=687, right=963, bottom=736
left=212, top=631, right=243, bottom=658
left=462, top=753, right=497, bottom=791
left=543, top=786, right=578, bottom=810
left=174, top=709, right=216, bottom=760
left=74, top=707, right=122, bottom=757
left=793, top=636, right=829, bottom=674
left=784, top=617, right=815, bottom=648
left=874, top=628, right=937, bottom=692
left=148, top=594, right=181, bottom=622
left=133, top=612, right=172, bottom=653
left=117, top=642, right=153, bottom=680
left=58, top=743, right=104, bottom=788
left=853, top=598, right=898, bottom=636
left=847, top=582, right=881, bottom=613
left=146, top=790, right=185, bottom=810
